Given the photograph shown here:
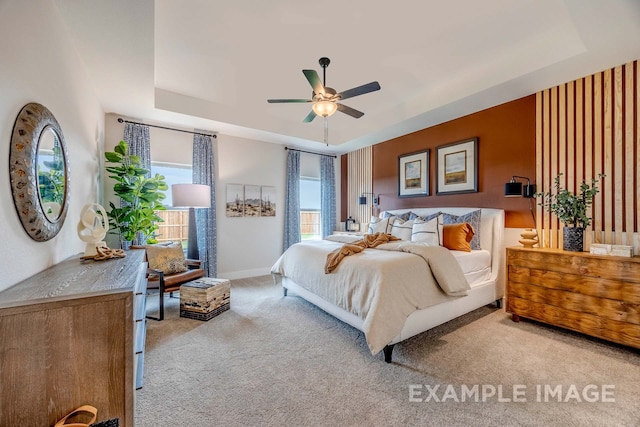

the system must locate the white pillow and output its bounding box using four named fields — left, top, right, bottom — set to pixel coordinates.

left=385, top=216, right=396, bottom=233
left=411, top=217, right=439, bottom=245
left=368, top=216, right=390, bottom=234
left=390, top=219, right=414, bottom=241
